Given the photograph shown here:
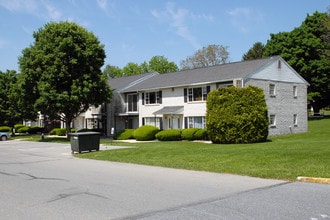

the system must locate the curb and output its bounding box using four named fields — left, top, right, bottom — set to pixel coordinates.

left=297, top=176, right=330, bottom=184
